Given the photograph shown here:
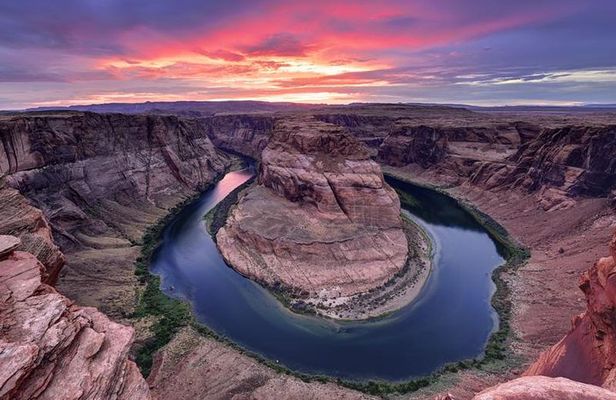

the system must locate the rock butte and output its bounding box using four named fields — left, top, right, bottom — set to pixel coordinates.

left=217, top=116, right=410, bottom=311
left=0, top=104, right=615, bottom=399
